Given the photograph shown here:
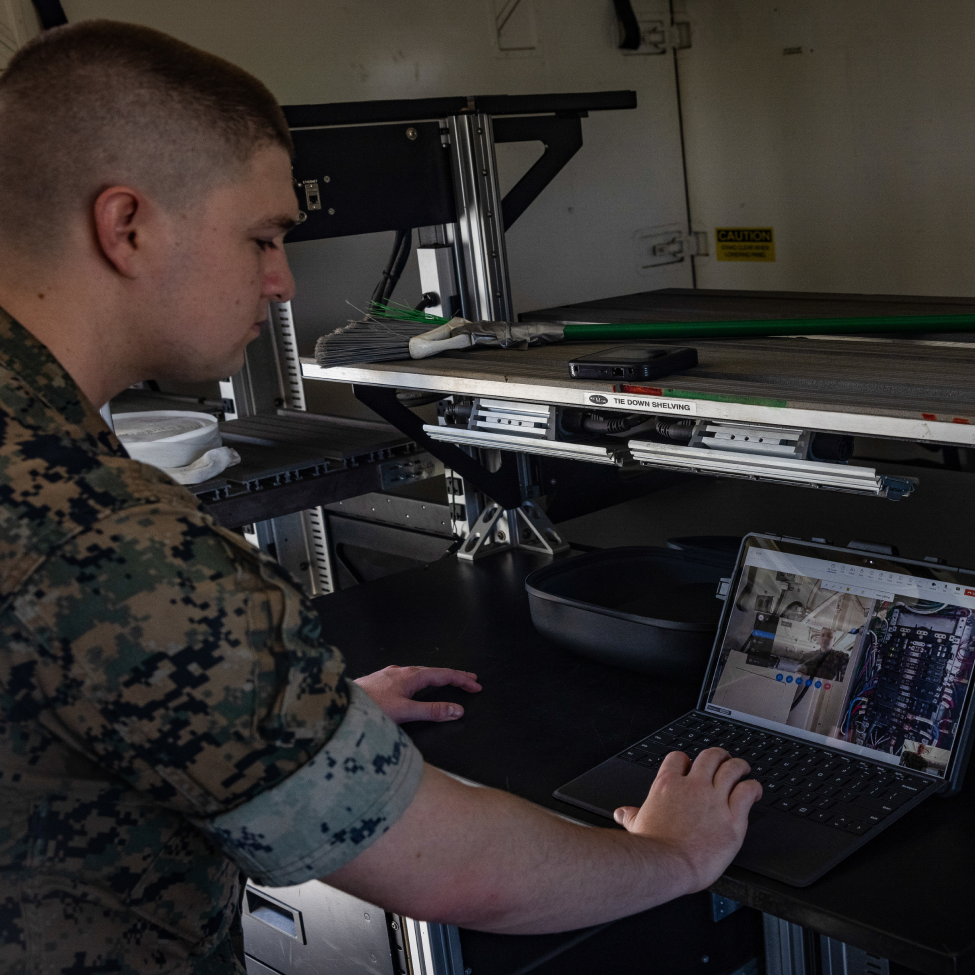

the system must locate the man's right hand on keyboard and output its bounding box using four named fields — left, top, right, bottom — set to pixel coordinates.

left=612, top=747, right=763, bottom=891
